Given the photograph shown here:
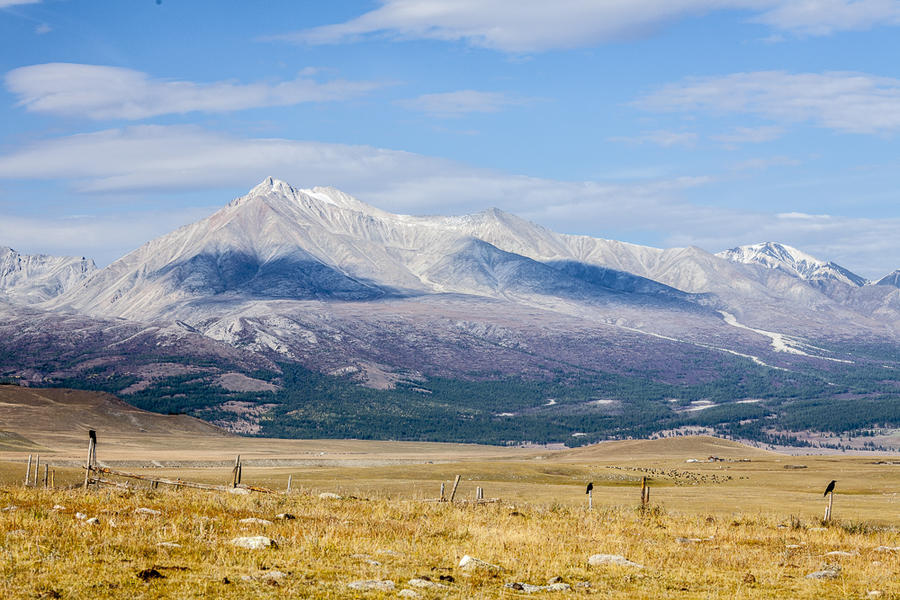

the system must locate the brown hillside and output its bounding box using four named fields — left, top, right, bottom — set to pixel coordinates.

left=0, top=385, right=229, bottom=452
